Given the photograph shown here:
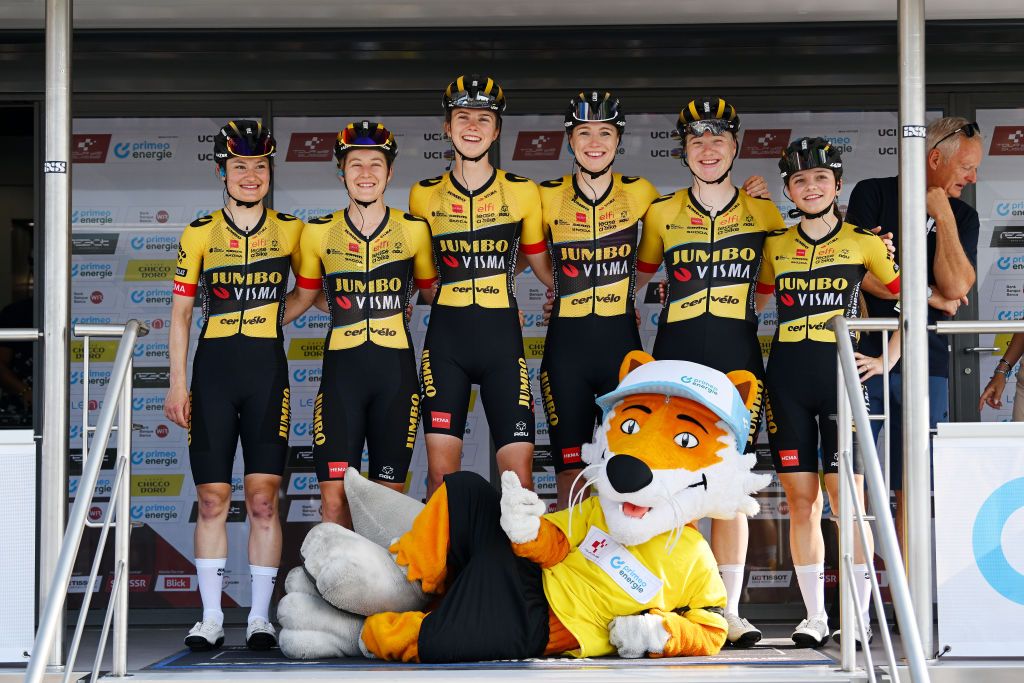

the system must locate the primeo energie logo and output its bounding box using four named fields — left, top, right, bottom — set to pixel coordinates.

left=112, top=138, right=177, bottom=161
